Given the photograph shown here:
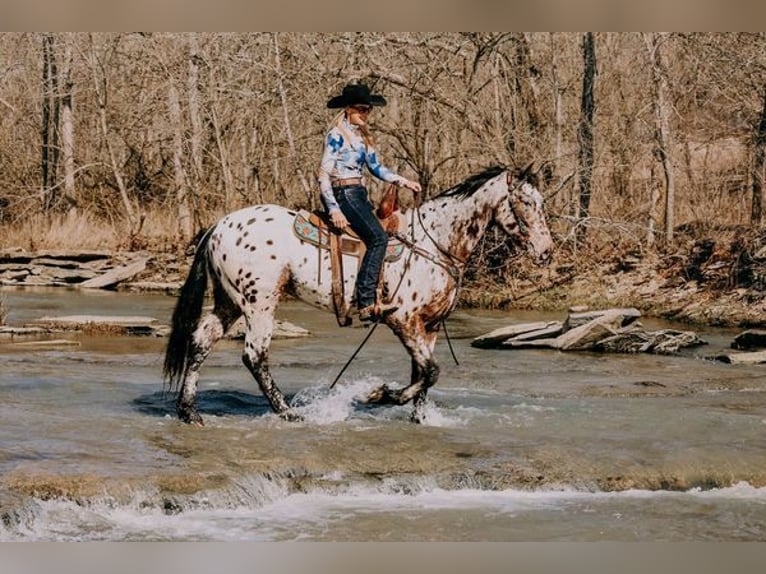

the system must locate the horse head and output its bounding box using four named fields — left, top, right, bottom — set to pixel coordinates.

left=495, top=163, right=553, bottom=265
